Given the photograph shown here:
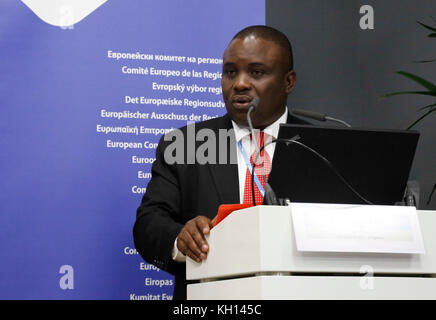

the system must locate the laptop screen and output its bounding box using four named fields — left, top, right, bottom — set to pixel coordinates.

left=267, top=124, right=419, bottom=205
